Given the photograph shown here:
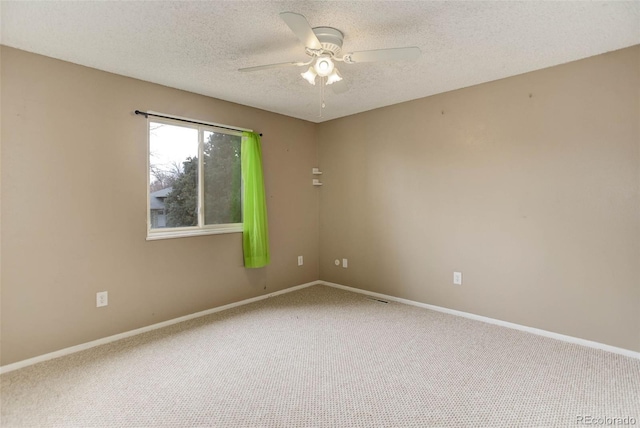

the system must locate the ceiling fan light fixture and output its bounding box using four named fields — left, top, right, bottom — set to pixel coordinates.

left=301, top=66, right=317, bottom=85
left=314, top=56, right=334, bottom=77
left=326, top=68, right=343, bottom=85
